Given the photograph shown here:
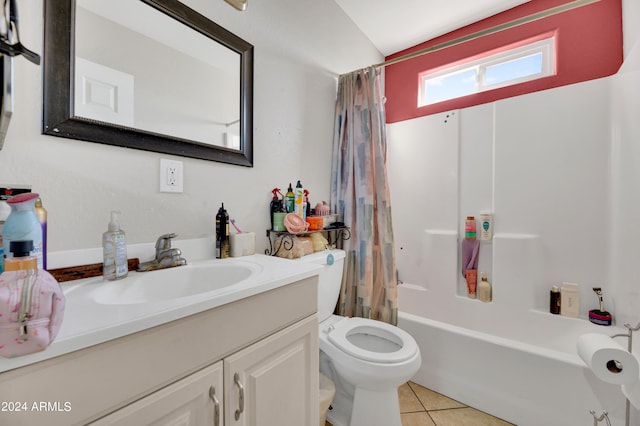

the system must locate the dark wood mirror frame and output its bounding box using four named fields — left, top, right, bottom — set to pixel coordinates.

left=42, top=0, right=254, bottom=166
